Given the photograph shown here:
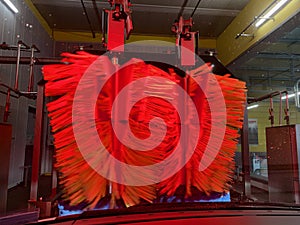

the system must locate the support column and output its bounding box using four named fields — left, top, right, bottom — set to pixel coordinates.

left=29, top=82, right=45, bottom=206
left=241, top=101, right=251, bottom=199
left=0, top=123, right=12, bottom=214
